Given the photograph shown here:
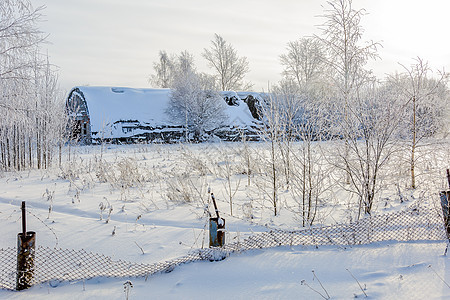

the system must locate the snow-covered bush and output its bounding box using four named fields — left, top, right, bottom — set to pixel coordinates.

left=114, top=157, right=145, bottom=189
left=166, top=173, right=208, bottom=205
